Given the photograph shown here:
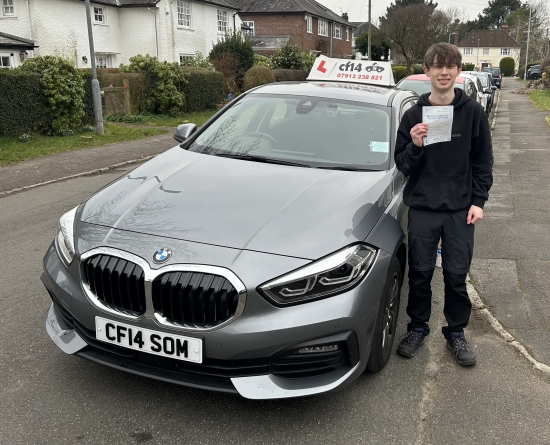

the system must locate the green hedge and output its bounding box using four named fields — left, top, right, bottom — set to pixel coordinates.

left=392, top=66, right=413, bottom=83
left=181, top=67, right=224, bottom=111
left=499, top=57, right=515, bottom=76
left=0, top=71, right=50, bottom=135
left=243, top=66, right=276, bottom=91
left=272, top=69, right=308, bottom=82
left=80, top=70, right=95, bottom=125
